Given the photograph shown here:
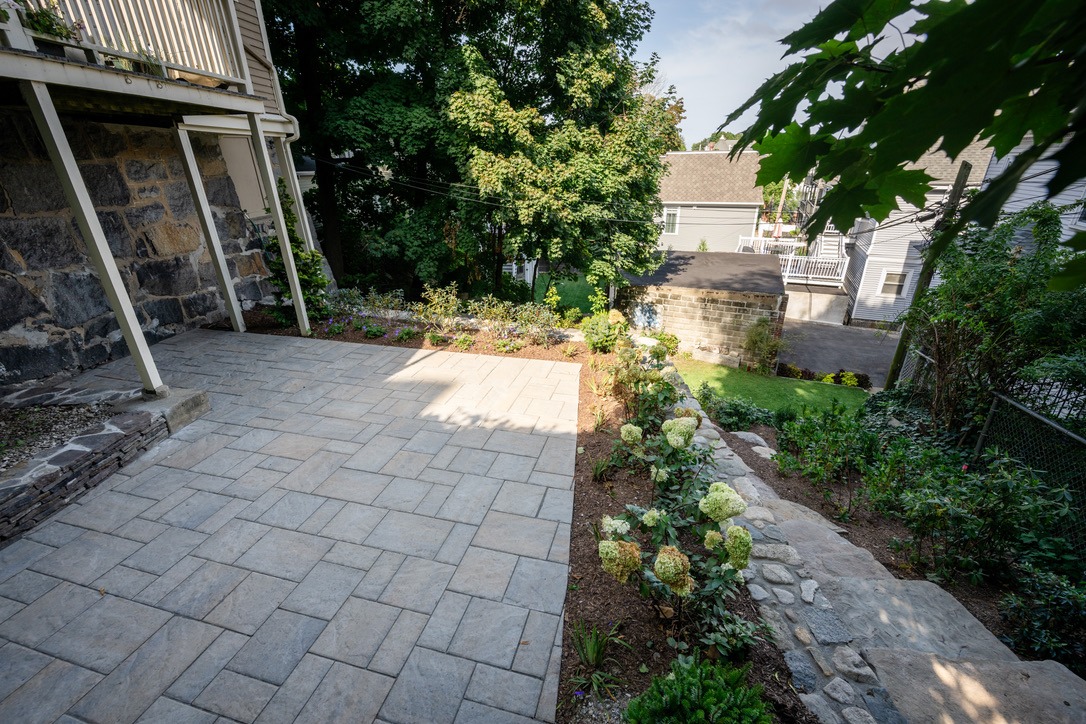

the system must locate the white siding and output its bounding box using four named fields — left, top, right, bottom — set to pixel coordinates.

left=850, top=257, right=923, bottom=323
left=986, top=140, right=1086, bottom=242
left=658, top=205, right=760, bottom=252
left=235, top=0, right=281, bottom=114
